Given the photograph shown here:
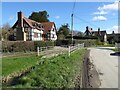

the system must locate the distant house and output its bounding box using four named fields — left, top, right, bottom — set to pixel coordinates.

left=84, top=26, right=107, bottom=42
left=107, top=31, right=120, bottom=44
left=11, top=11, right=57, bottom=41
